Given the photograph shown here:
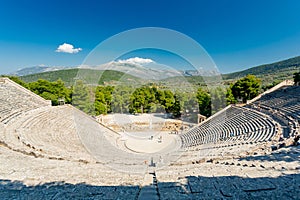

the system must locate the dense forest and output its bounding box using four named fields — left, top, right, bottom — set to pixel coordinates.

left=8, top=70, right=300, bottom=117
left=1, top=73, right=274, bottom=119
